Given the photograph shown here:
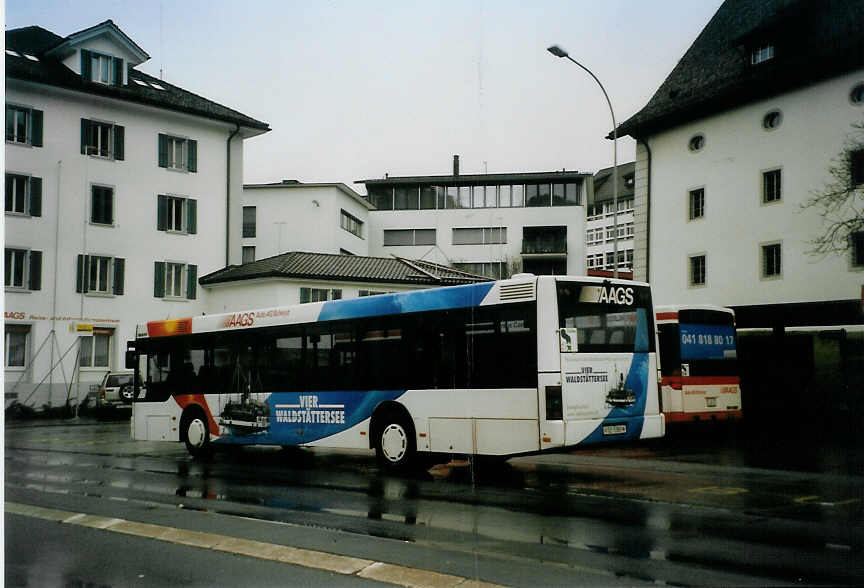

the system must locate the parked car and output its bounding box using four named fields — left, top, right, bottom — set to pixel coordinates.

left=96, top=371, right=141, bottom=415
